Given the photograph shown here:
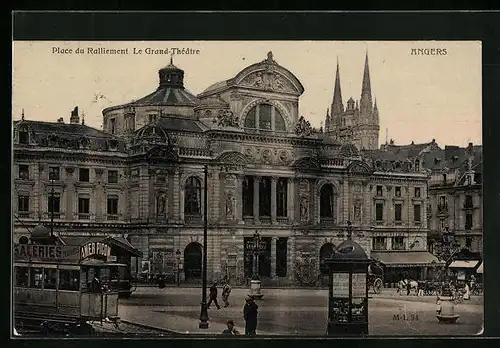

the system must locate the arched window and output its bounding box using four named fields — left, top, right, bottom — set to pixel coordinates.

left=184, top=177, right=202, bottom=215
left=320, top=184, right=335, bottom=218
left=244, top=103, right=287, bottom=132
